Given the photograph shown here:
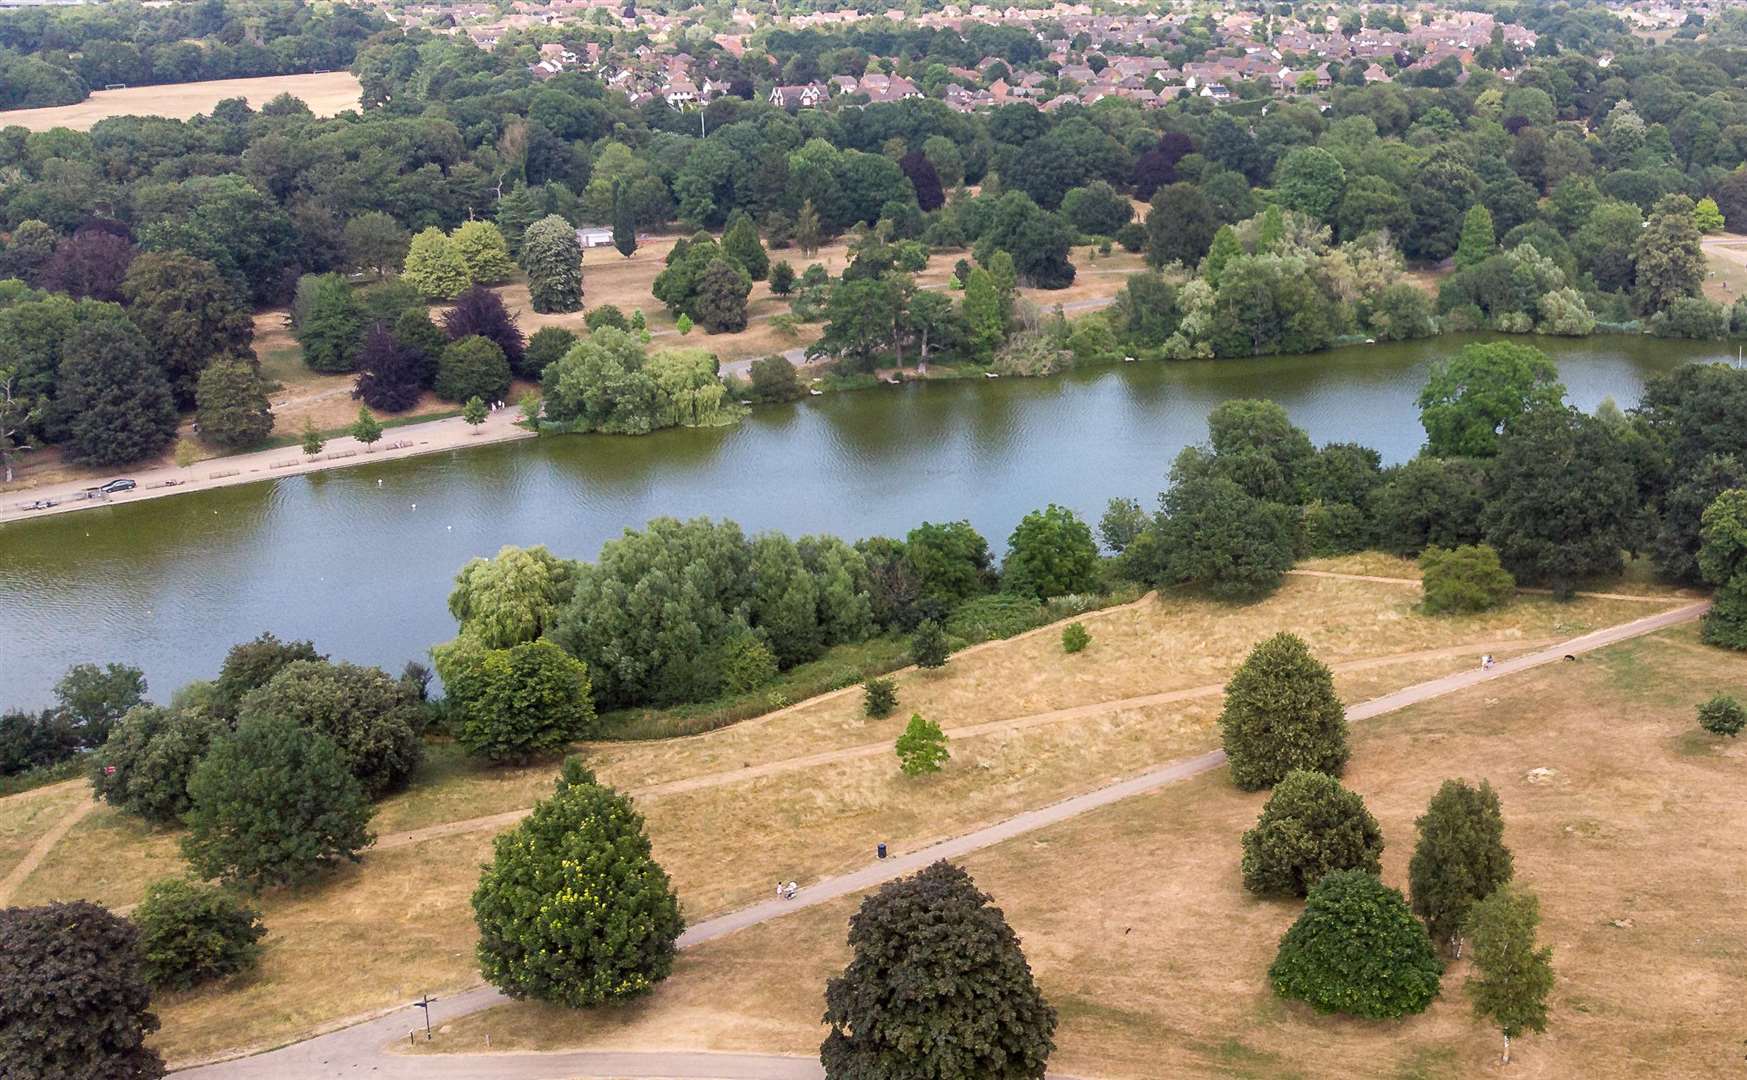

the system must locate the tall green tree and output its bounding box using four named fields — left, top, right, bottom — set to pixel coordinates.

left=194, top=358, right=273, bottom=448
left=894, top=712, right=949, bottom=775
left=822, top=861, right=1056, bottom=1080
left=1698, top=489, right=1747, bottom=649
left=439, top=638, right=596, bottom=761
left=1002, top=504, right=1099, bottom=599
left=450, top=220, right=515, bottom=284
left=472, top=759, right=683, bottom=1005
left=447, top=544, right=577, bottom=648
left=341, top=211, right=409, bottom=278
left=521, top=215, right=584, bottom=314
left=795, top=197, right=822, bottom=256
left=1154, top=472, right=1296, bottom=600
left=402, top=226, right=471, bottom=300
left=1453, top=204, right=1497, bottom=269
left=721, top=213, right=769, bottom=281
left=611, top=182, right=637, bottom=259
left=1219, top=632, right=1349, bottom=790
left=56, top=317, right=179, bottom=467
left=1416, top=342, right=1566, bottom=458
left=121, top=252, right=253, bottom=405
left=182, top=714, right=374, bottom=890
left=1481, top=405, right=1639, bottom=596
left=1146, top=182, right=1218, bottom=268
left=1464, top=885, right=1554, bottom=1065
left=89, top=705, right=227, bottom=824
left=292, top=273, right=364, bottom=373
left=237, top=659, right=423, bottom=798
left=1634, top=194, right=1705, bottom=315
left=1408, top=779, right=1514, bottom=951
left=961, top=266, right=1005, bottom=361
